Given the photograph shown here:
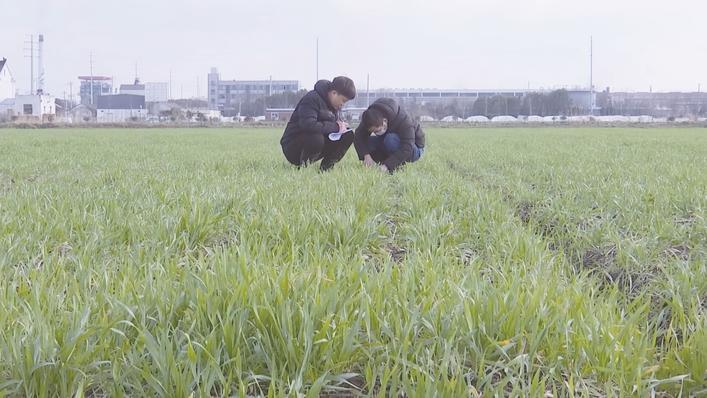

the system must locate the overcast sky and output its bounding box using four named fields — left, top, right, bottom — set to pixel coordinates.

left=1, top=0, right=706, bottom=99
